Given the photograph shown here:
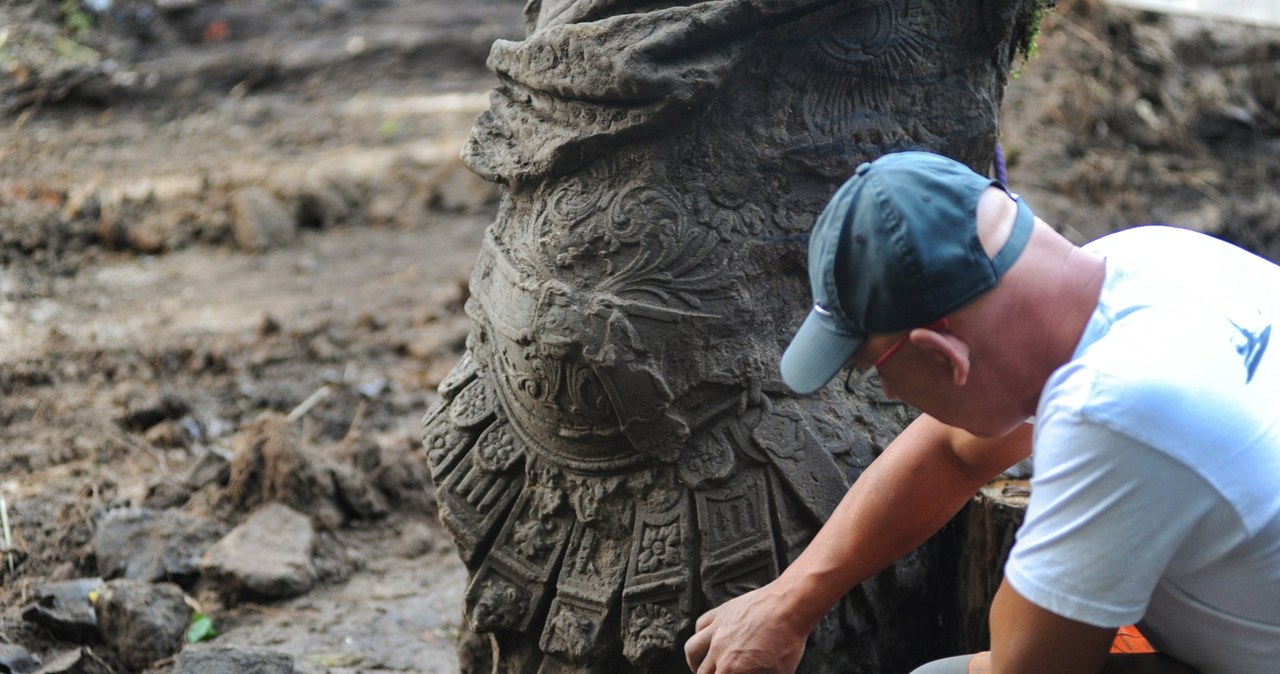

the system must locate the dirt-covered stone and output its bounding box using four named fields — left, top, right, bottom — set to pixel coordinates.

left=92, top=508, right=223, bottom=586
left=0, top=644, right=40, bottom=674
left=0, top=642, right=42, bottom=673
left=92, top=580, right=191, bottom=671
left=230, top=187, right=297, bottom=253
left=173, top=645, right=294, bottom=674
left=26, top=648, right=113, bottom=674
left=199, top=503, right=317, bottom=600
left=21, top=579, right=104, bottom=645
